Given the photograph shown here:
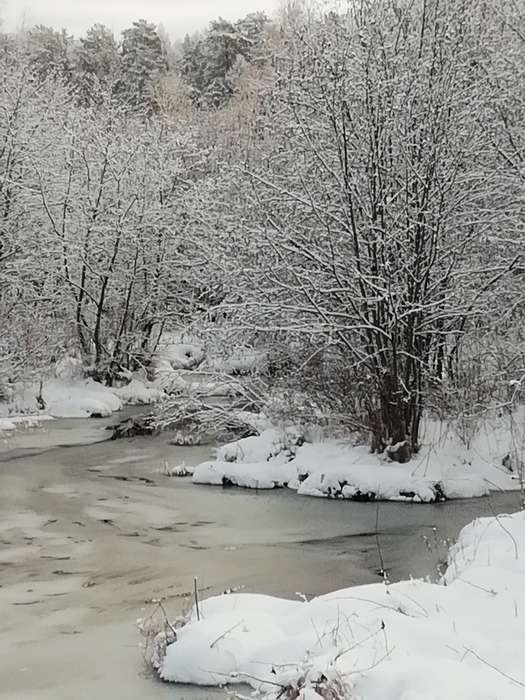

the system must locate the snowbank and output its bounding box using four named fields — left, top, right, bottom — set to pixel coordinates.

left=293, top=442, right=494, bottom=501
left=192, top=428, right=304, bottom=488
left=113, top=378, right=164, bottom=406
left=157, top=509, right=525, bottom=699
left=40, top=379, right=124, bottom=418
left=217, top=427, right=303, bottom=463
left=1, top=352, right=167, bottom=420
left=154, top=337, right=205, bottom=371
left=0, top=414, right=54, bottom=434
left=0, top=378, right=123, bottom=419
left=193, top=459, right=297, bottom=489
left=192, top=420, right=520, bottom=502
left=151, top=364, right=244, bottom=399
